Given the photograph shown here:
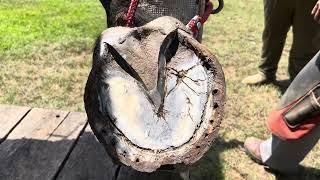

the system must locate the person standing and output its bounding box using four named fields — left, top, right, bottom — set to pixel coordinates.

left=244, top=50, right=320, bottom=173
left=244, top=2, right=320, bottom=172
left=242, top=0, right=320, bottom=85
